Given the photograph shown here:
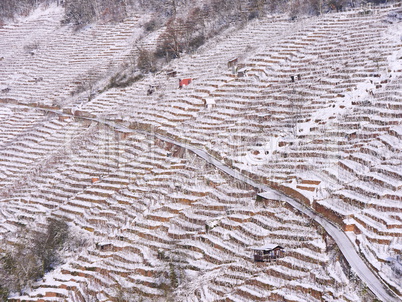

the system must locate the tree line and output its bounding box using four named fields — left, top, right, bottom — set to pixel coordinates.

left=1, top=0, right=391, bottom=79
left=0, top=0, right=390, bottom=25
